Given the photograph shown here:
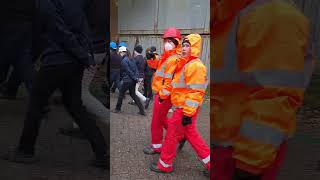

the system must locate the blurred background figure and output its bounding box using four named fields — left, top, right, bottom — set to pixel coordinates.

left=0, top=0, right=36, bottom=99
left=110, top=41, right=122, bottom=93
left=144, top=46, right=159, bottom=101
